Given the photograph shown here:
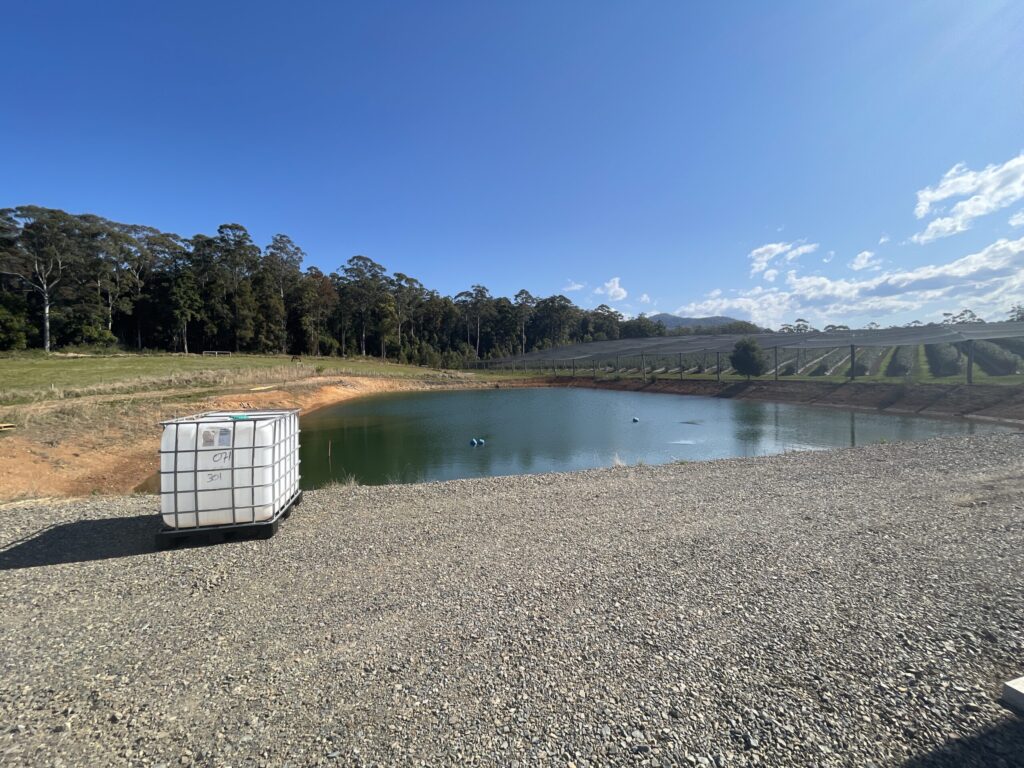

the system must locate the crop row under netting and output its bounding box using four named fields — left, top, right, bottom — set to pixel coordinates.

left=475, top=320, right=1024, bottom=380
